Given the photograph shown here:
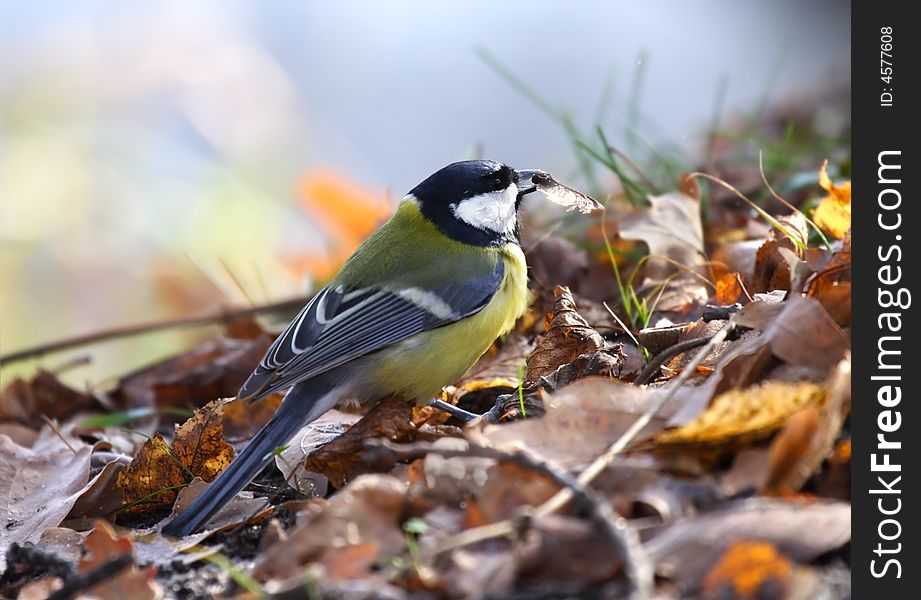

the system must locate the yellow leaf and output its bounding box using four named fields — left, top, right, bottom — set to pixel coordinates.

left=655, top=381, right=826, bottom=446
left=812, top=160, right=851, bottom=239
